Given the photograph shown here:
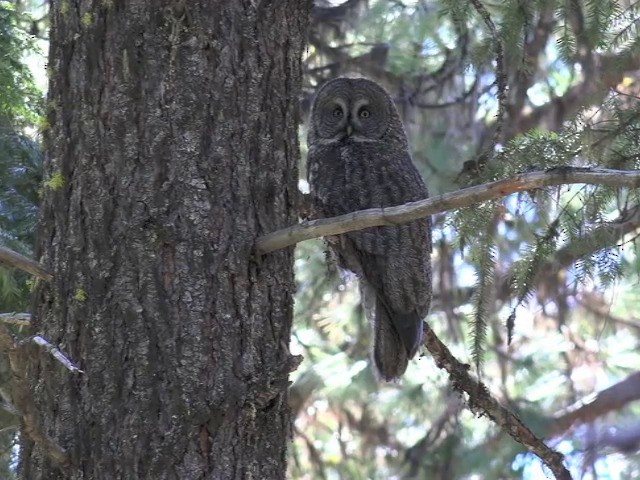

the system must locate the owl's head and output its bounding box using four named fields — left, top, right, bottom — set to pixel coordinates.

left=309, top=77, right=405, bottom=144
